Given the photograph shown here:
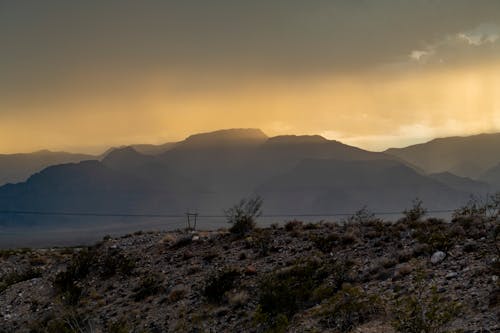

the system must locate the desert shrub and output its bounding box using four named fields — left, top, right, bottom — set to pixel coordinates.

left=203, top=267, right=240, bottom=303
left=452, top=195, right=490, bottom=220
left=54, top=249, right=95, bottom=305
left=107, top=319, right=131, bottom=333
left=412, top=219, right=456, bottom=252
left=202, top=250, right=218, bottom=263
left=29, top=310, right=95, bottom=333
left=225, top=196, right=263, bottom=236
left=0, top=248, right=31, bottom=259
left=345, top=206, right=379, bottom=224
left=254, top=230, right=273, bottom=257
left=319, top=284, right=383, bottom=332
left=490, top=223, right=500, bottom=276
left=284, top=220, right=303, bottom=231
left=170, top=235, right=192, bottom=249
left=312, top=233, right=339, bottom=253
left=0, top=268, right=42, bottom=293
left=392, top=272, right=461, bottom=333
left=402, top=198, right=427, bottom=222
left=486, top=192, right=500, bottom=219
left=168, top=286, right=188, bottom=303
left=100, top=249, right=135, bottom=278
left=253, top=309, right=289, bottom=333
left=228, top=291, right=250, bottom=308
left=256, top=260, right=332, bottom=330
left=133, top=274, right=164, bottom=301
left=303, top=222, right=320, bottom=230
left=340, top=232, right=359, bottom=246
left=334, top=258, right=356, bottom=287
